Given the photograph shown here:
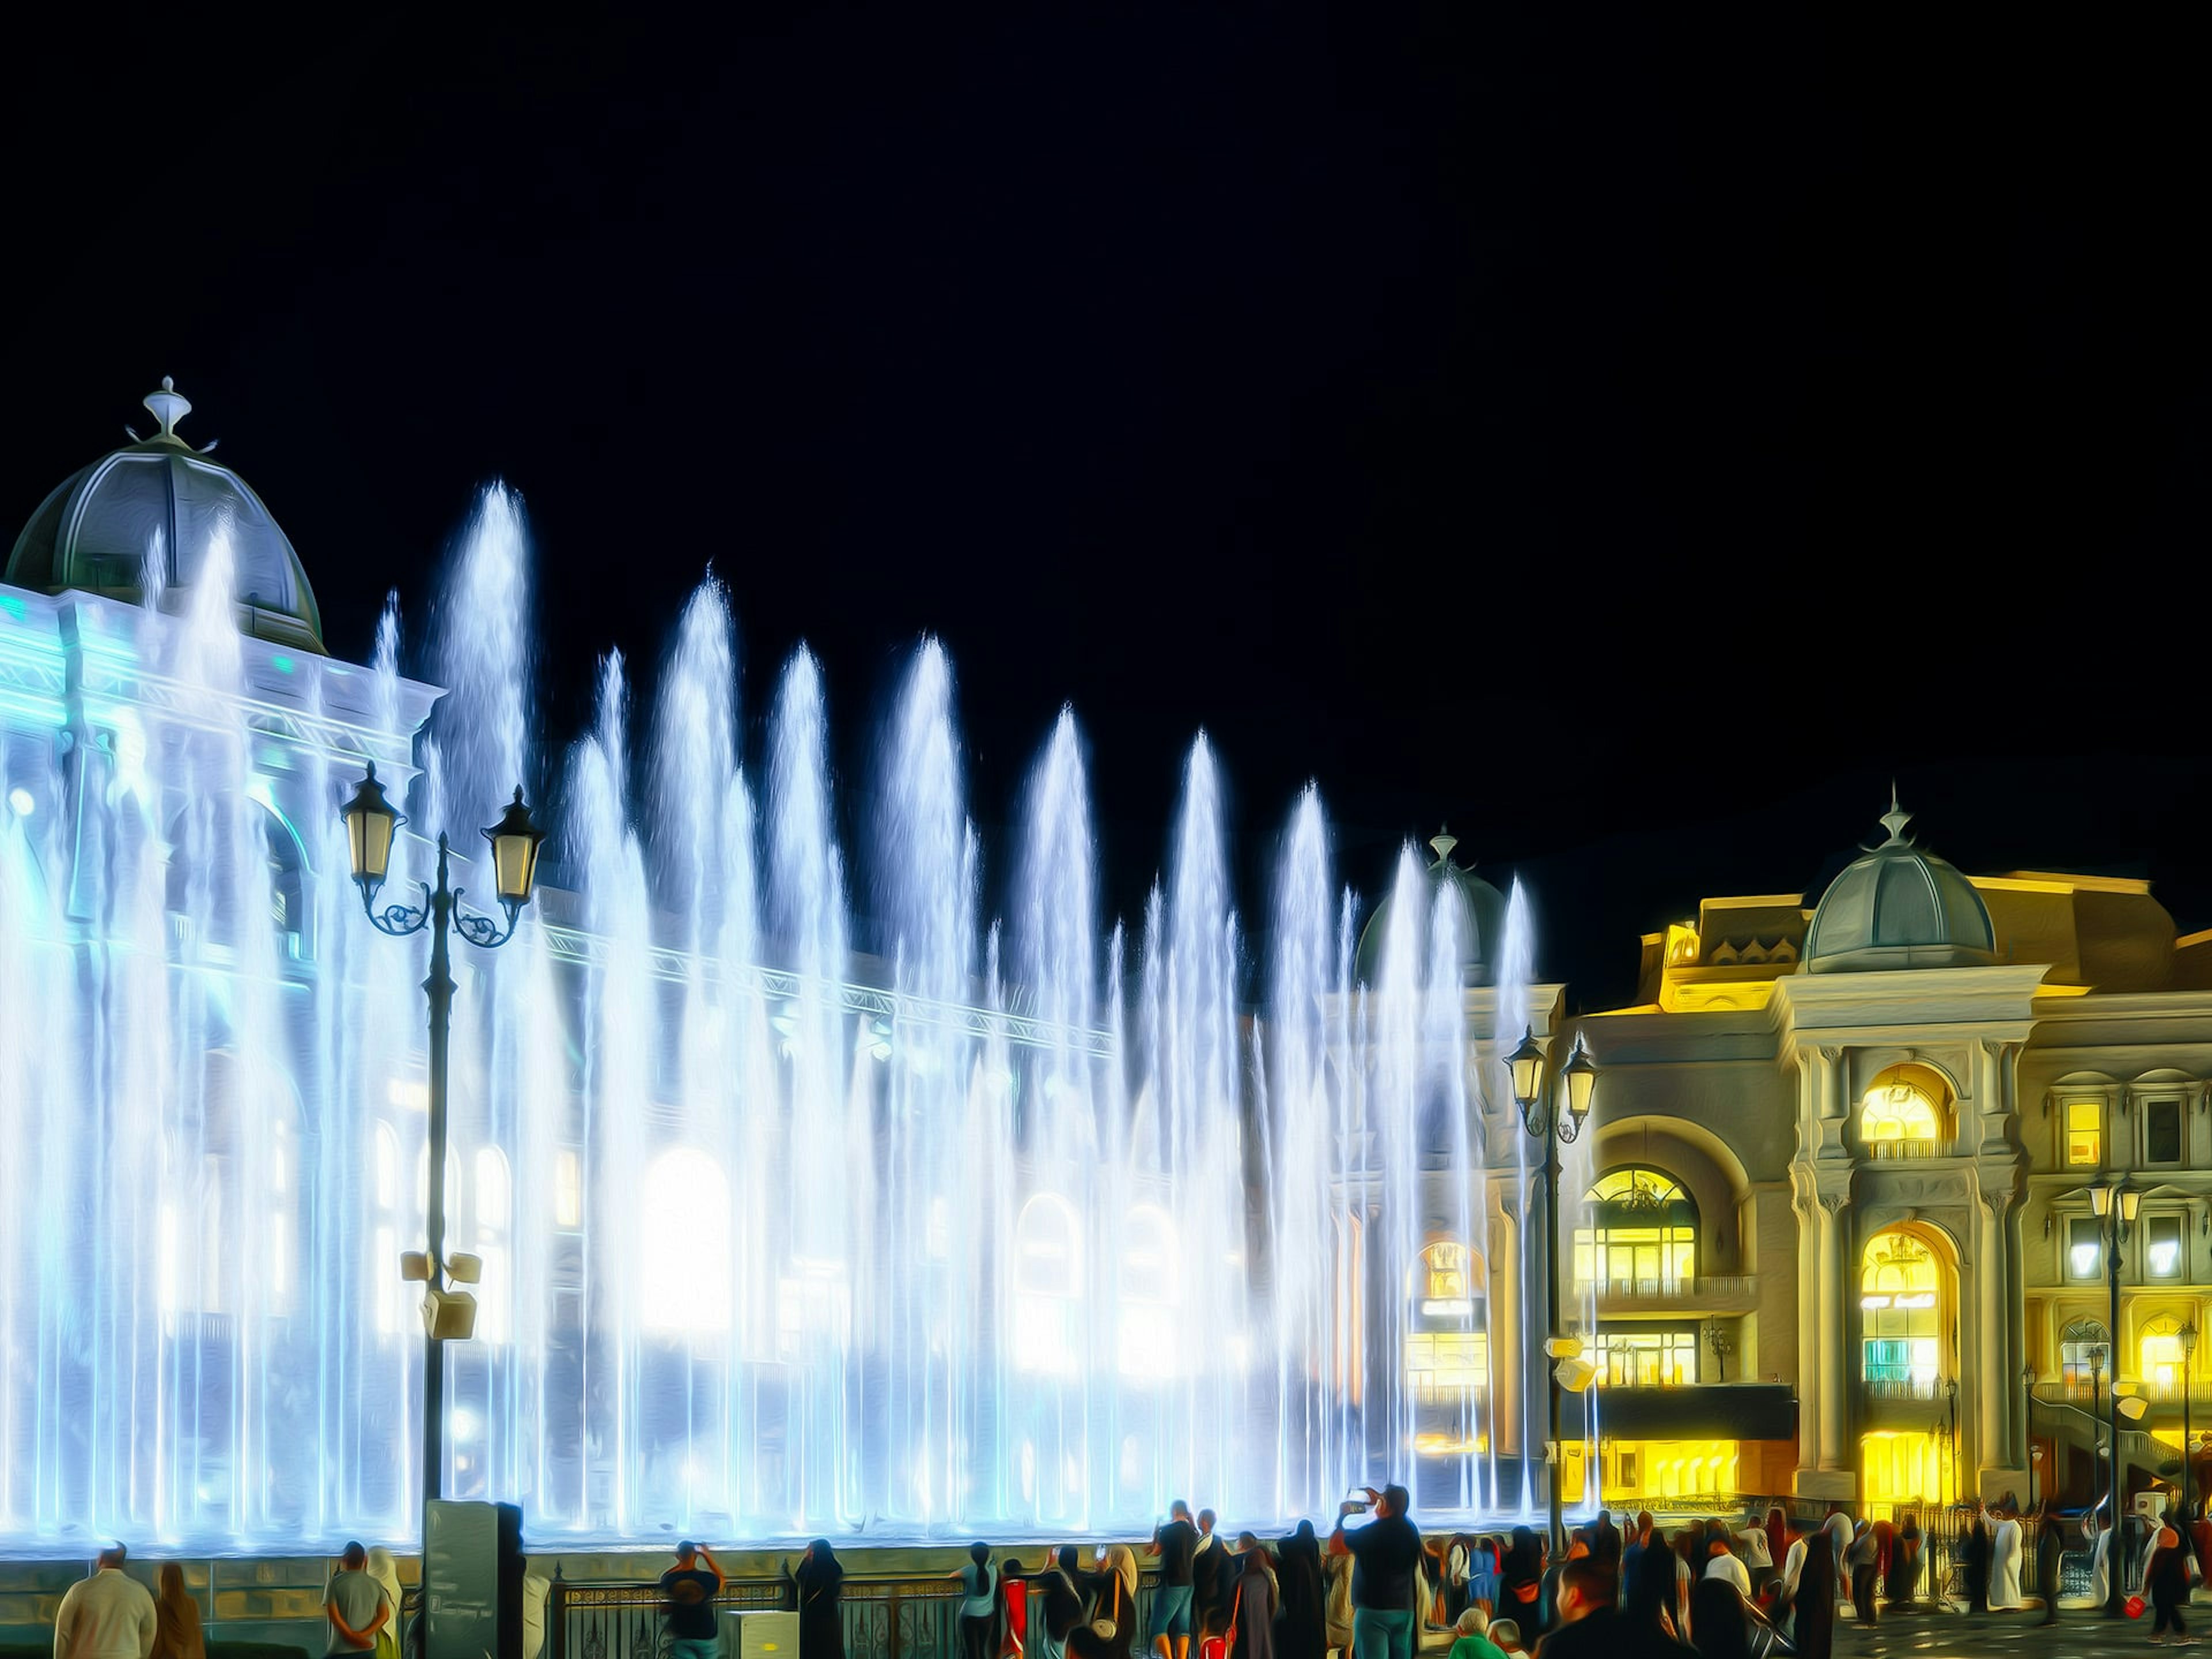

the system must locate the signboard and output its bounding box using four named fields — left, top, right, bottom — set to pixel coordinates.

left=423, top=1500, right=523, bottom=1659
